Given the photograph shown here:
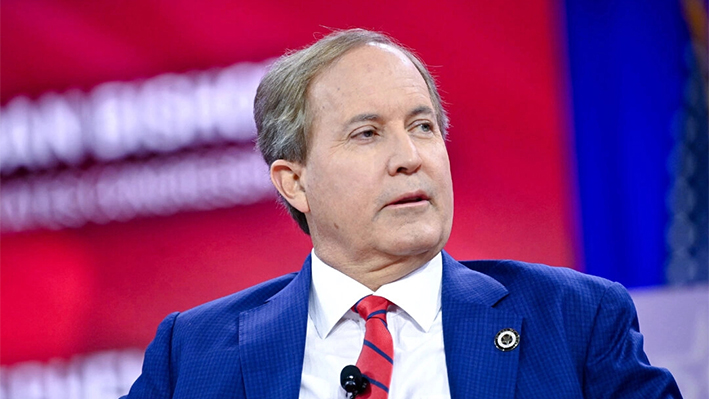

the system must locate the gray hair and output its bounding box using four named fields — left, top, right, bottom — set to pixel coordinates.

left=254, top=28, right=448, bottom=234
